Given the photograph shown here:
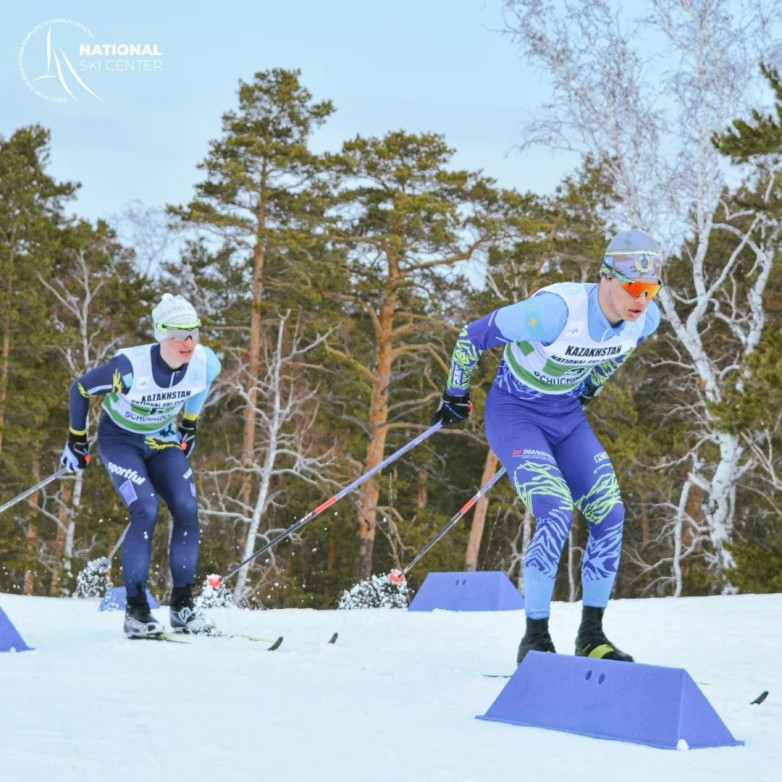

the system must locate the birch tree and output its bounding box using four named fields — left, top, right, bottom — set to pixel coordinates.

left=709, top=64, right=782, bottom=592
left=198, top=312, right=339, bottom=602
left=39, top=220, right=149, bottom=593
left=503, top=0, right=780, bottom=585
